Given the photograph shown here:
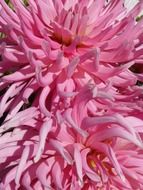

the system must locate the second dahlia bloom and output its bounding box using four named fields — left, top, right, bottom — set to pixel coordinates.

left=1, top=0, right=143, bottom=189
